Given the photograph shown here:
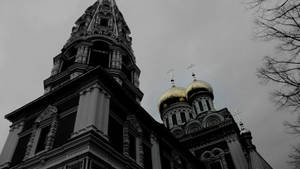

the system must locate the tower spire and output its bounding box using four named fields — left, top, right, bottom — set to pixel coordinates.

left=87, top=0, right=102, bottom=33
